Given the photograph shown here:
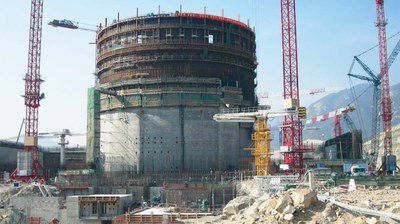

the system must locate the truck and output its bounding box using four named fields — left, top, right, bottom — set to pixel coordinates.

left=350, top=163, right=368, bottom=176
left=343, top=162, right=368, bottom=176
